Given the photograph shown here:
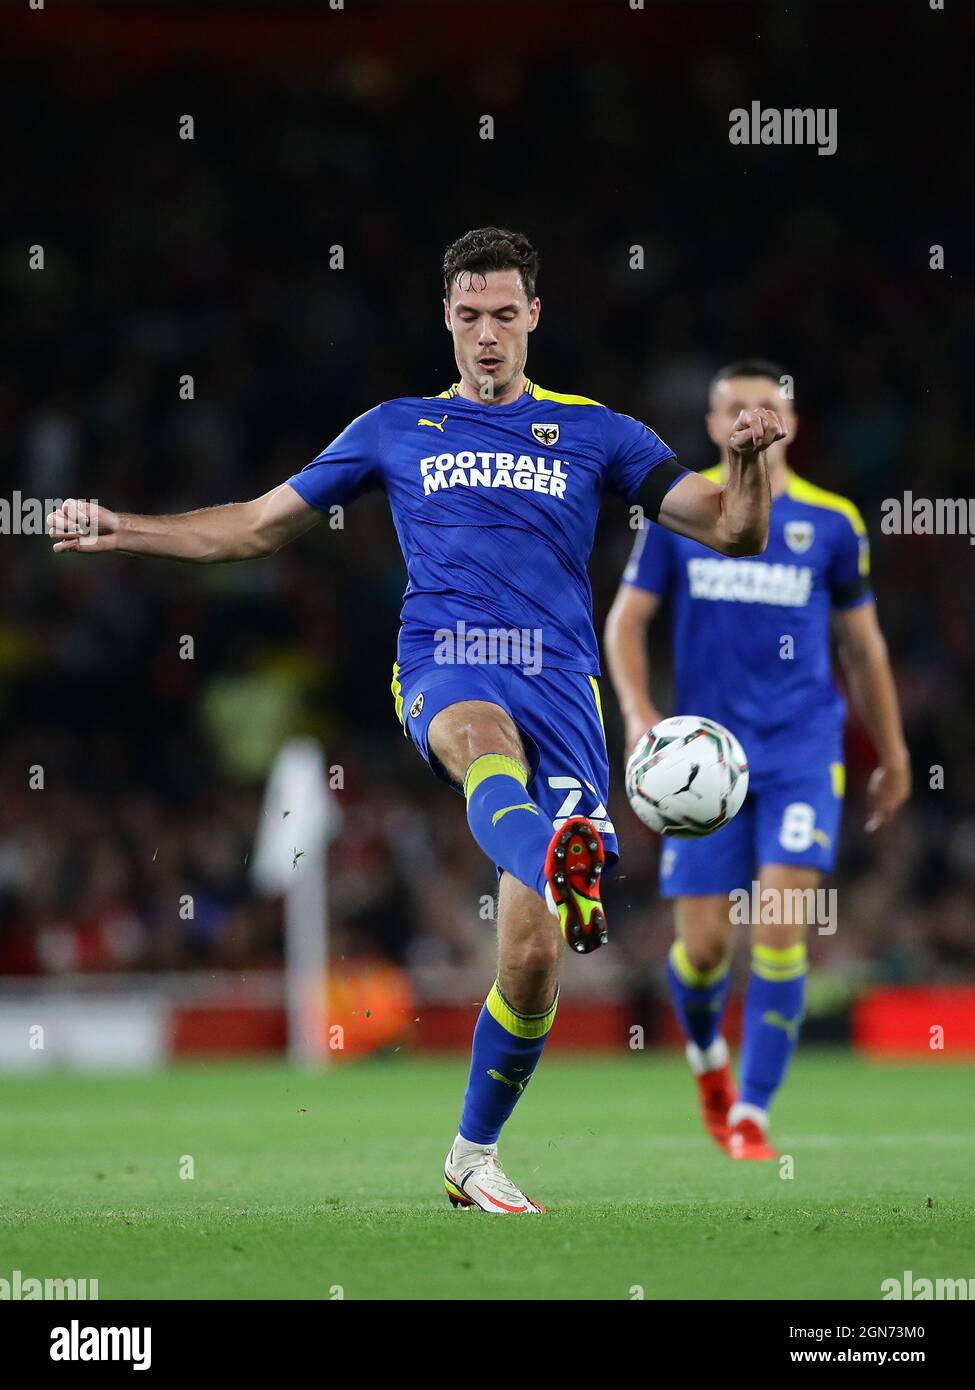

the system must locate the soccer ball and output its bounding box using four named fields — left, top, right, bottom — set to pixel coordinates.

left=625, top=715, right=749, bottom=837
